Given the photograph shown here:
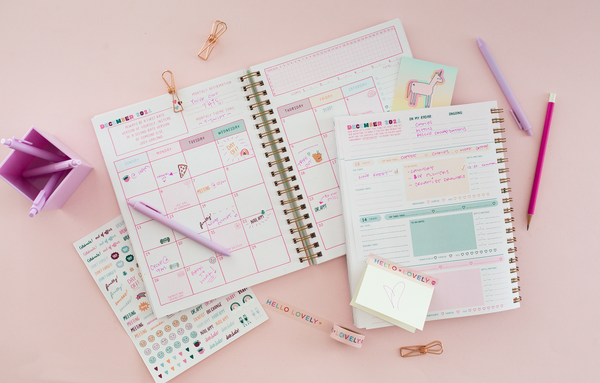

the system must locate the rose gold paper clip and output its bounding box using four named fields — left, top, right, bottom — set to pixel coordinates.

left=198, top=20, right=227, bottom=60
left=400, top=341, right=443, bottom=357
left=162, top=70, right=183, bottom=113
